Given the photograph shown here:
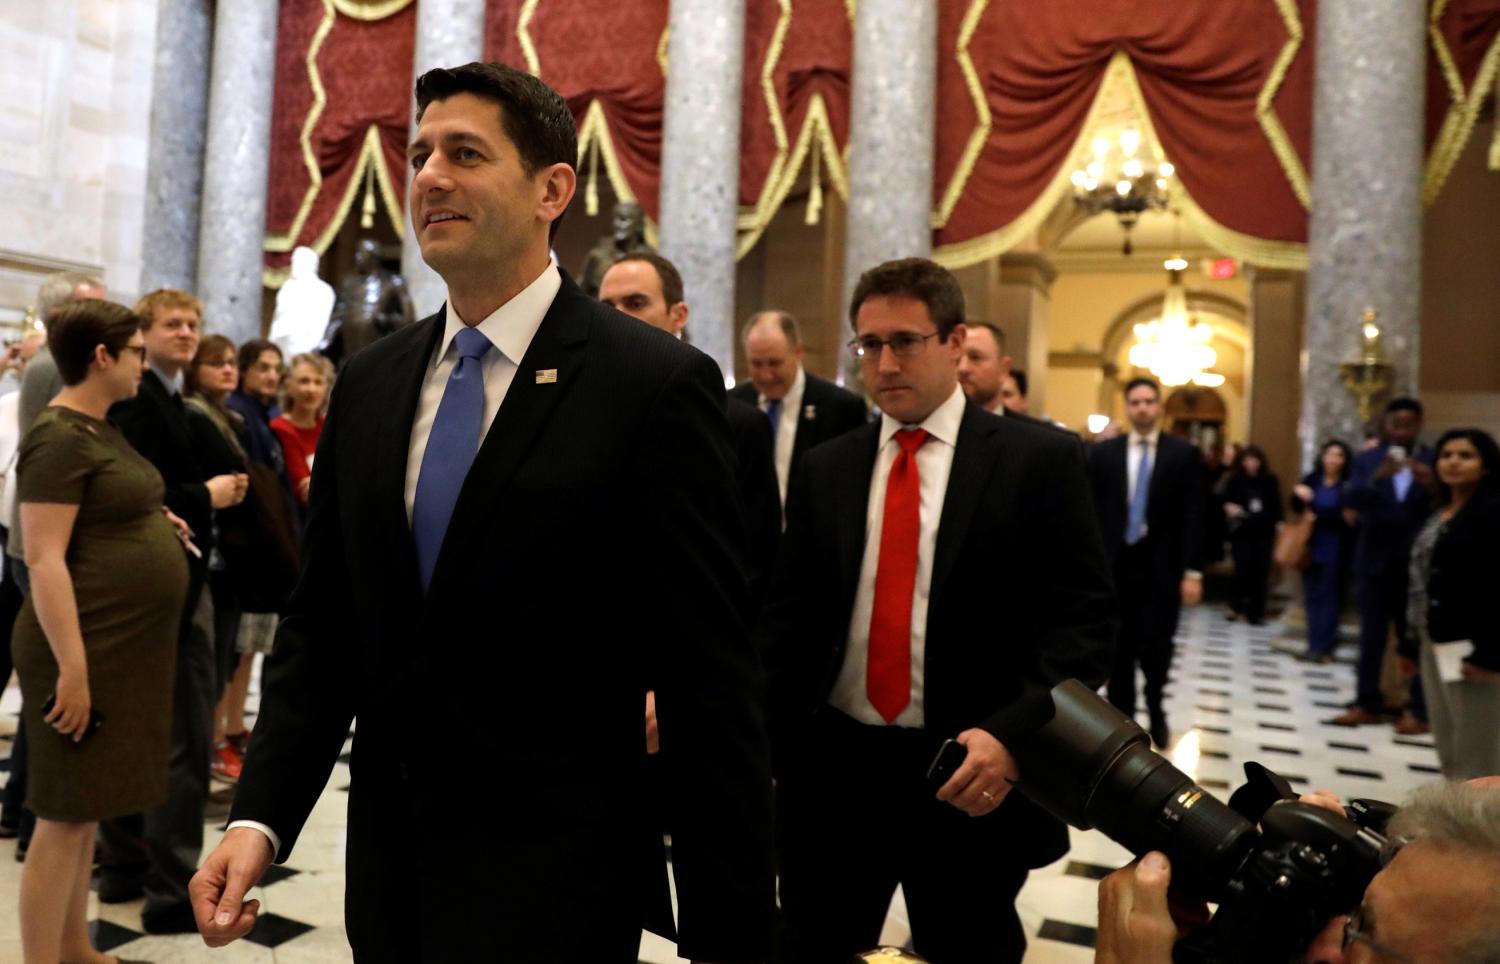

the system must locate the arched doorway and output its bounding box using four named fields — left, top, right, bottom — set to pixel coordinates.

left=1165, top=386, right=1228, bottom=449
